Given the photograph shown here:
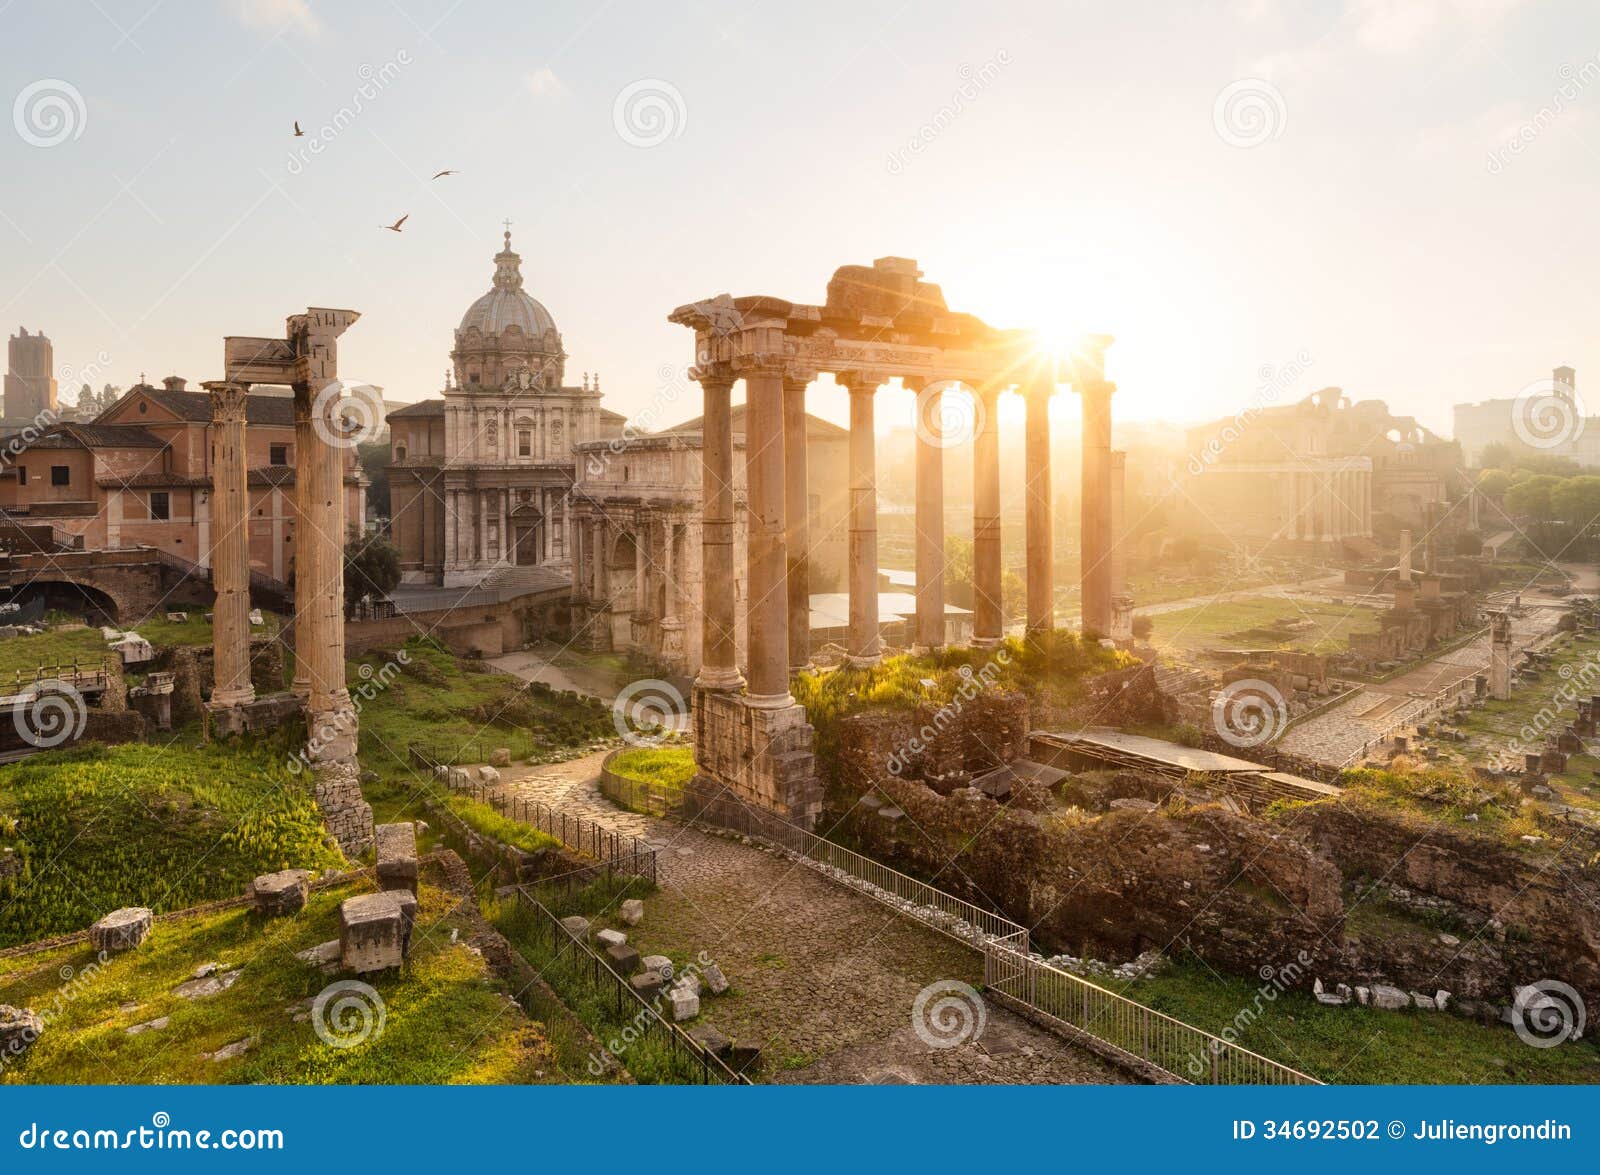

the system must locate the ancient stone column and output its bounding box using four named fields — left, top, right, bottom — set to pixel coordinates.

left=697, top=367, right=743, bottom=690
left=1109, top=449, right=1127, bottom=599
left=783, top=372, right=811, bottom=672
left=844, top=372, right=883, bottom=666
left=743, top=360, right=792, bottom=703
left=290, top=309, right=359, bottom=761
left=1024, top=373, right=1055, bottom=640
left=912, top=379, right=946, bottom=652
left=972, top=382, right=1003, bottom=646
left=1078, top=368, right=1115, bottom=638
left=292, top=396, right=315, bottom=700
left=204, top=380, right=255, bottom=711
